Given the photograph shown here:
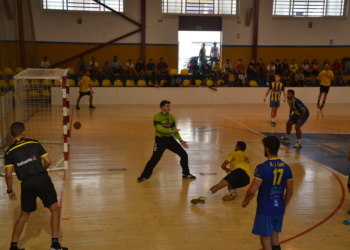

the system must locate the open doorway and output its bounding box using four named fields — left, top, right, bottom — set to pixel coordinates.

left=178, top=31, right=221, bottom=72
